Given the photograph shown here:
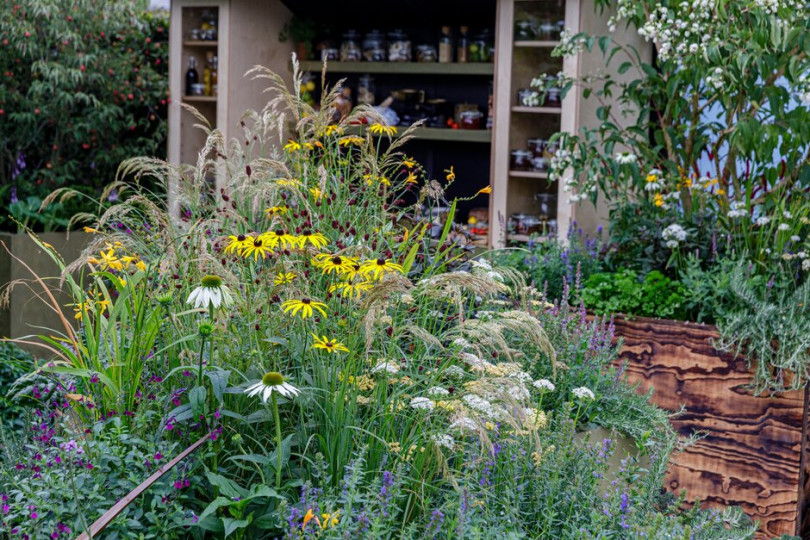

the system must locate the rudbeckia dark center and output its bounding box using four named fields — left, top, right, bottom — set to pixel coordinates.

left=326, top=342, right=334, bottom=347
left=332, top=256, right=342, bottom=265
left=254, top=239, right=263, bottom=246
left=237, top=234, right=246, bottom=242
left=275, top=229, right=284, bottom=236
left=301, top=298, right=311, bottom=304
left=376, top=258, right=386, bottom=266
